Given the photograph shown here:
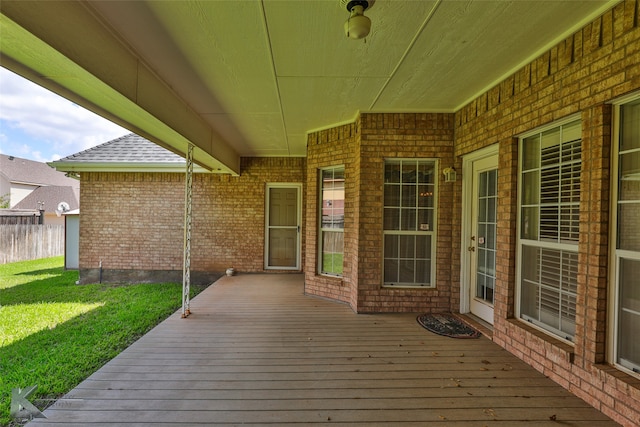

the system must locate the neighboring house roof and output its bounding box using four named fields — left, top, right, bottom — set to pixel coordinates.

left=13, top=185, right=79, bottom=214
left=50, top=133, right=207, bottom=173
left=0, top=154, right=80, bottom=187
